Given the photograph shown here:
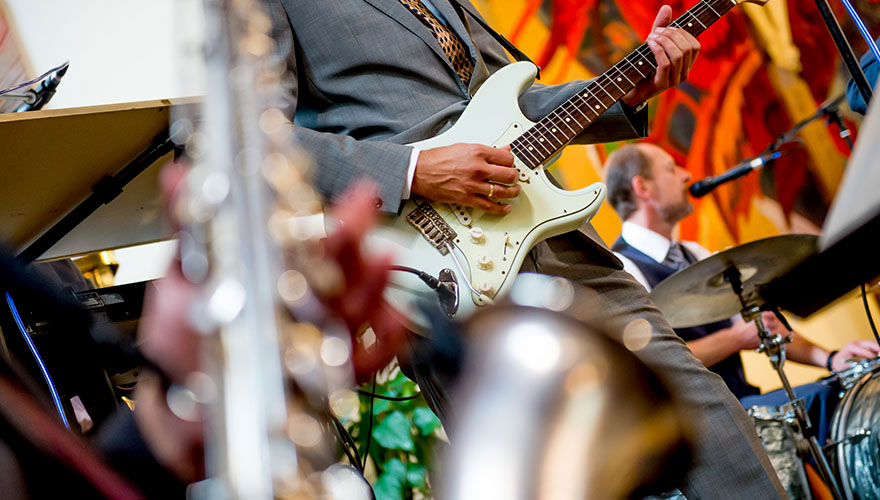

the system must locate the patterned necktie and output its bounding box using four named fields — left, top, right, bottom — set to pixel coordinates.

left=398, top=0, right=474, bottom=86
left=662, top=242, right=690, bottom=271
